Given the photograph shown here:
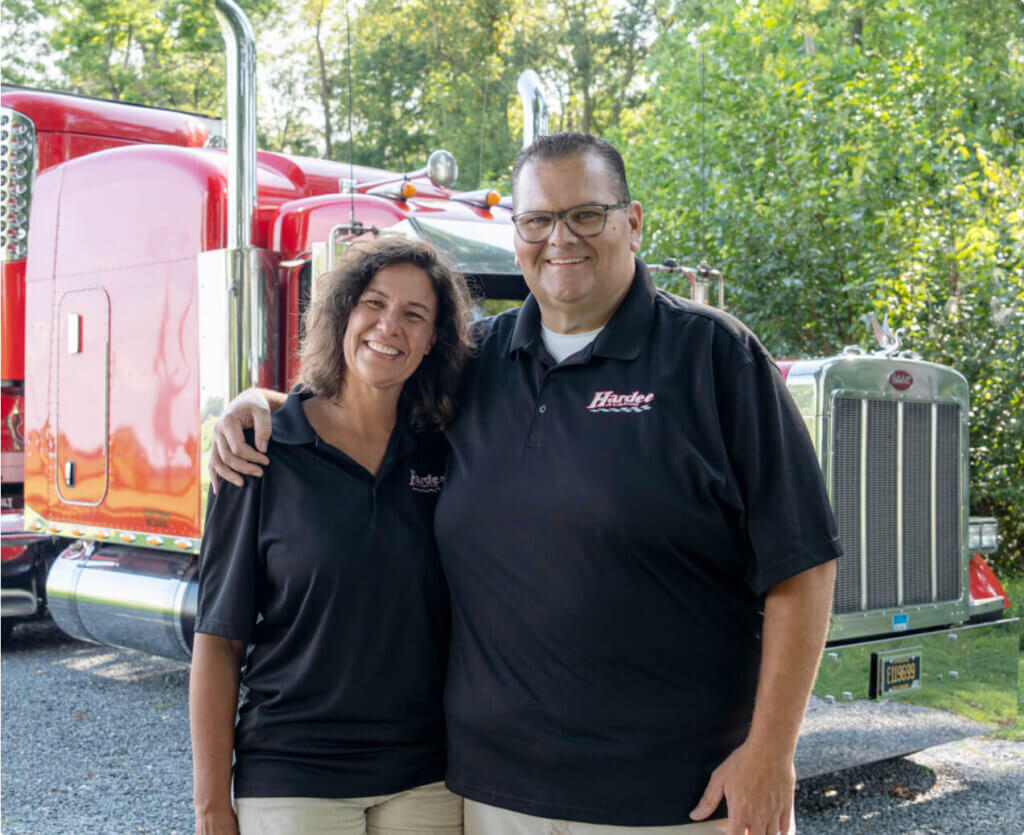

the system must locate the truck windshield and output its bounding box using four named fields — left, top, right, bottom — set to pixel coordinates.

left=395, top=217, right=520, bottom=277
